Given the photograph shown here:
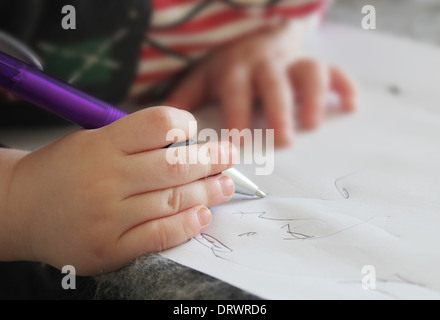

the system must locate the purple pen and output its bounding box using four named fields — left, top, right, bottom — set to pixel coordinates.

left=0, top=51, right=127, bottom=129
